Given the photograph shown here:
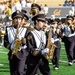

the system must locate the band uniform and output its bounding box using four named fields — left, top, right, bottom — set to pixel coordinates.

left=25, top=14, right=52, bottom=75
left=4, top=10, right=29, bottom=75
